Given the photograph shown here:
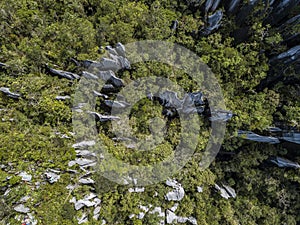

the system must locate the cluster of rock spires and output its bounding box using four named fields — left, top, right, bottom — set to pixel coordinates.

left=66, top=140, right=104, bottom=224
left=127, top=179, right=237, bottom=225
left=182, top=0, right=300, bottom=91
left=1, top=165, right=62, bottom=224
left=238, top=129, right=300, bottom=145
left=0, top=1, right=299, bottom=220
left=237, top=128, right=300, bottom=169
left=1, top=37, right=298, bottom=224
left=187, top=0, right=299, bottom=37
